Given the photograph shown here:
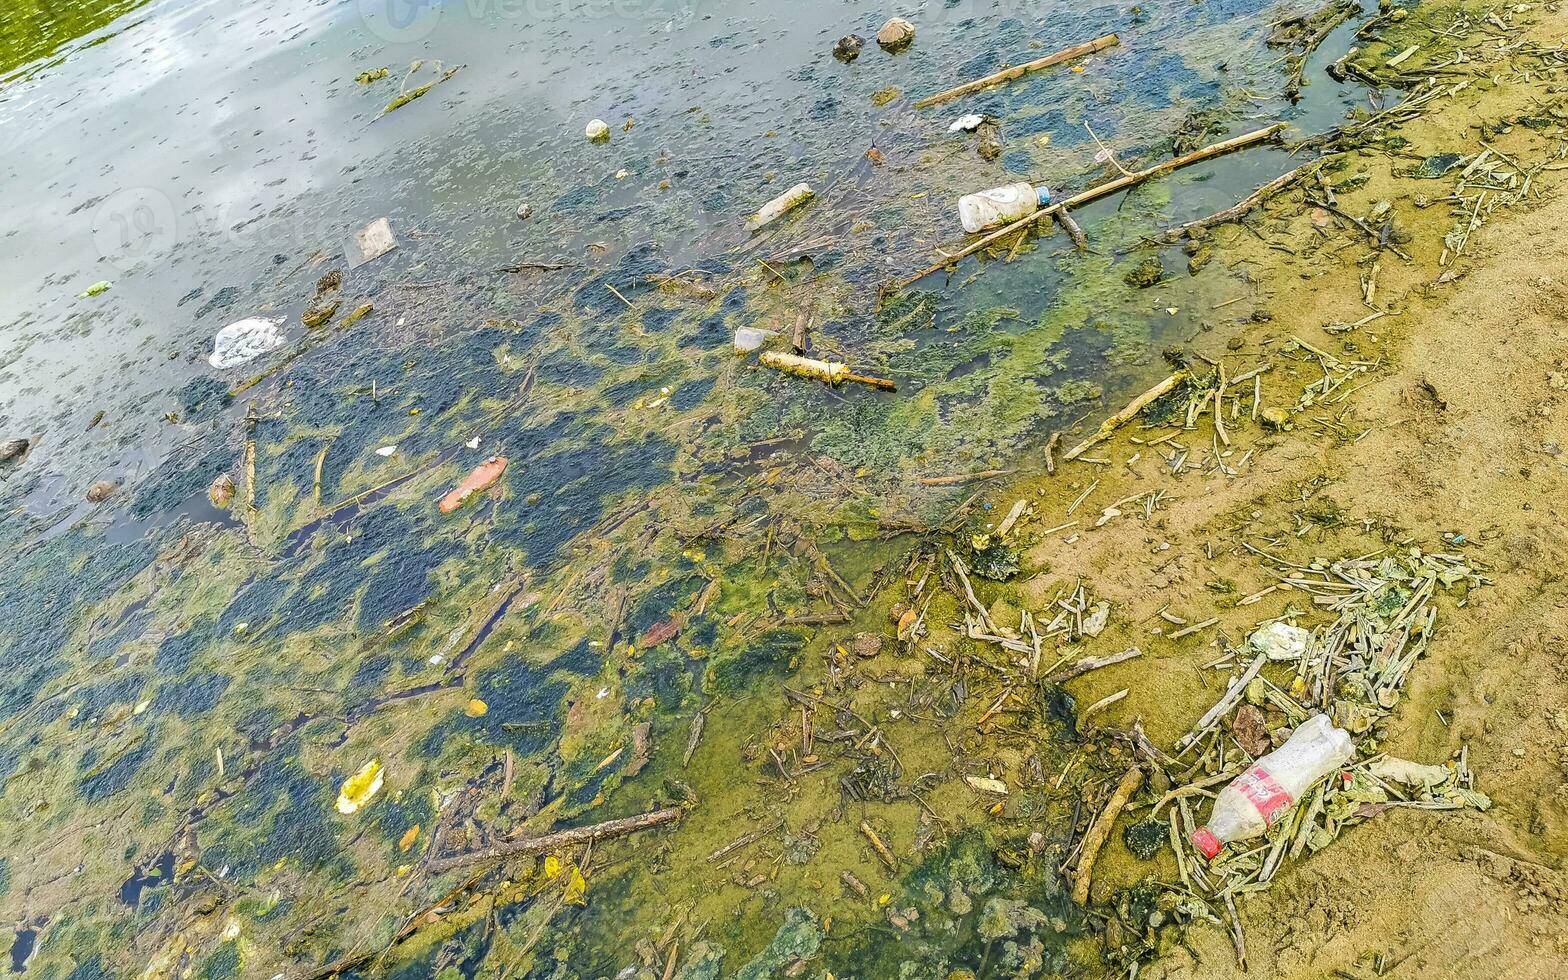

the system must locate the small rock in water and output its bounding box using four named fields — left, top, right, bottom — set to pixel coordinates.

left=585, top=118, right=611, bottom=142
left=515, top=202, right=533, bottom=221
left=0, top=438, right=28, bottom=464
left=1123, top=255, right=1164, bottom=288
left=302, top=298, right=340, bottom=328
left=86, top=479, right=118, bottom=503
left=1261, top=406, right=1292, bottom=430
left=832, top=34, right=865, bottom=62
left=876, top=17, right=915, bottom=52
left=208, top=473, right=236, bottom=509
